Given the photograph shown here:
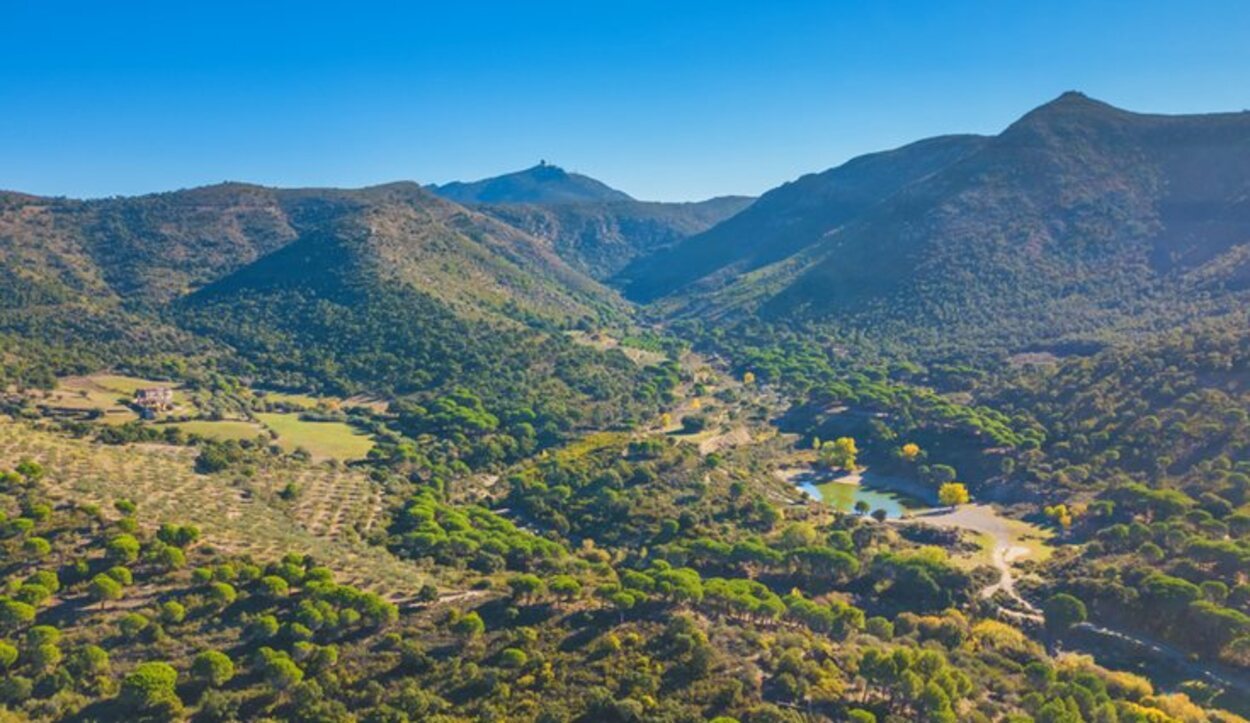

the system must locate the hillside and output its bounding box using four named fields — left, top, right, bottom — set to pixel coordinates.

left=637, top=93, right=1250, bottom=359
left=174, top=191, right=665, bottom=416
left=478, top=195, right=754, bottom=278
left=617, top=134, right=988, bottom=300
left=431, top=163, right=753, bottom=278
left=983, top=315, right=1250, bottom=674
left=0, top=182, right=642, bottom=406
